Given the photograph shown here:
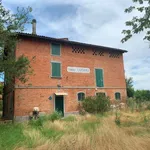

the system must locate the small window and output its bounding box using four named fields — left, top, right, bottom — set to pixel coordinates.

left=77, top=92, right=85, bottom=101
left=96, top=92, right=106, bottom=97
left=51, top=62, right=61, bottom=78
left=115, top=92, right=121, bottom=100
left=51, top=43, right=60, bottom=56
